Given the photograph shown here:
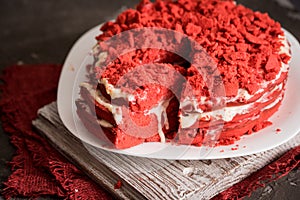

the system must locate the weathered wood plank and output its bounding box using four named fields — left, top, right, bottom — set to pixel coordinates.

left=32, top=102, right=300, bottom=199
